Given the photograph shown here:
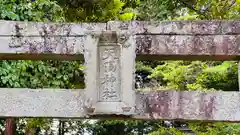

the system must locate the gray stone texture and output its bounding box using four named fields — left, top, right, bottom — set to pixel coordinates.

left=84, top=31, right=136, bottom=115
left=0, top=20, right=238, bottom=60
left=1, top=88, right=240, bottom=122
left=107, top=20, right=240, bottom=35
left=136, top=91, right=240, bottom=122
left=0, top=20, right=239, bottom=121
left=0, top=88, right=86, bottom=118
